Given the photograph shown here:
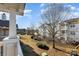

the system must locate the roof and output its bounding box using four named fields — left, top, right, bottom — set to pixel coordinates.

left=0, top=20, right=9, bottom=27
left=60, top=18, right=79, bottom=25
left=64, top=18, right=79, bottom=24
left=0, top=20, right=18, bottom=28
